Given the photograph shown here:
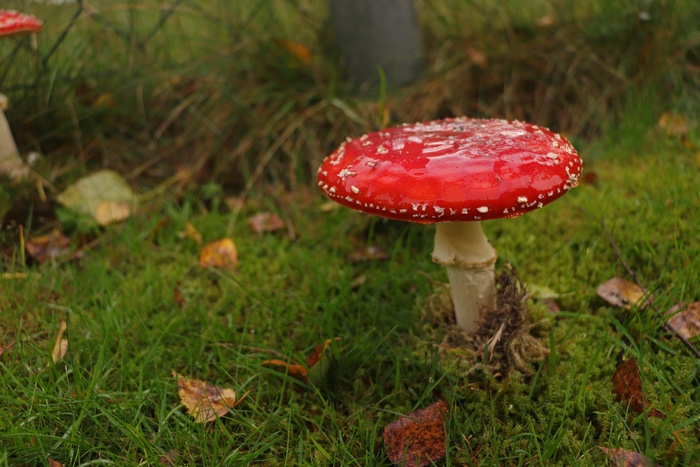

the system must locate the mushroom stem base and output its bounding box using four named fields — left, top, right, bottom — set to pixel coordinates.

left=432, top=222, right=497, bottom=334
left=0, top=106, right=30, bottom=181
left=444, top=262, right=496, bottom=334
